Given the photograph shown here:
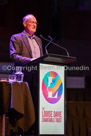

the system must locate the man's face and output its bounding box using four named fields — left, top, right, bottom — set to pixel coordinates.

left=24, top=17, right=38, bottom=34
